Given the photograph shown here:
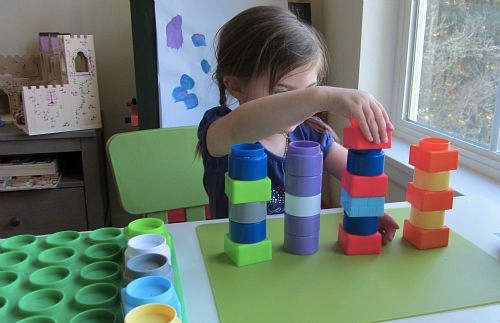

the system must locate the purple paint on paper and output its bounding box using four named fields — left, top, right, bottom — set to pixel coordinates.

left=191, top=34, right=206, bottom=47
left=166, top=15, right=183, bottom=49
left=201, top=59, right=211, bottom=74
